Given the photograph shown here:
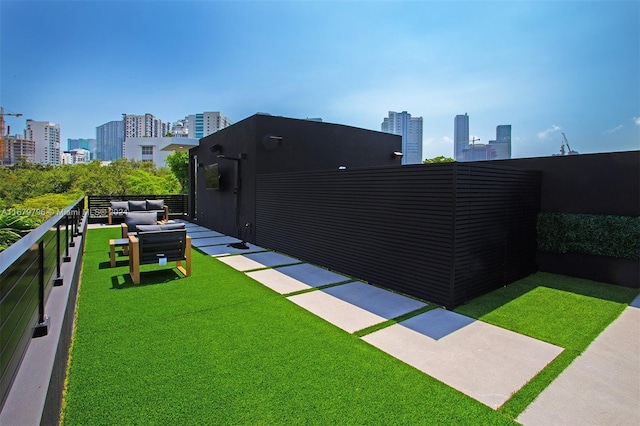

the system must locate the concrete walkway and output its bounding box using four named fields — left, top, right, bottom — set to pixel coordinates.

left=517, top=298, right=640, bottom=425
left=182, top=223, right=638, bottom=419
